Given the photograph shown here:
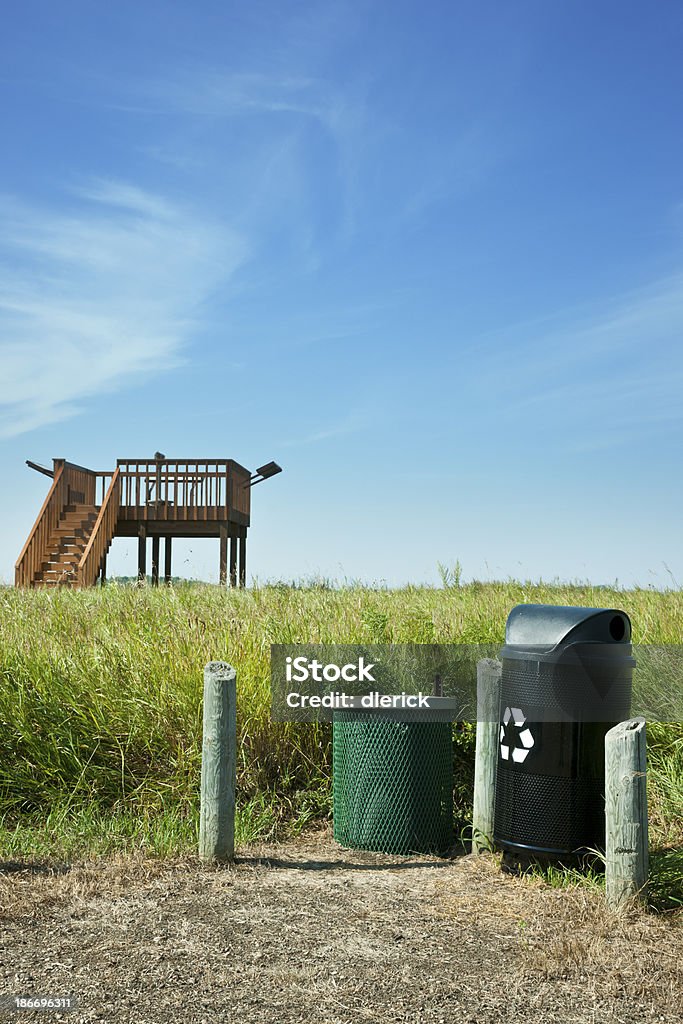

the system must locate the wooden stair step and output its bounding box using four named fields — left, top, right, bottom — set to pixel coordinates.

left=44, top=547, right=82, bottom=559
left=32, top=499, right=99, bottom=587
left=44, top=546, right=85, bottom=560
left=64, top=503, right=99, bottom=513
left=48, top=529, right=91, bottom=545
